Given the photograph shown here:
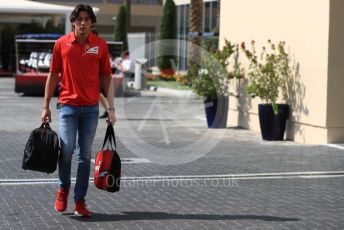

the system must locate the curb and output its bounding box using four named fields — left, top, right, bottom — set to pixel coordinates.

left=155, top=87, right=196, bottom=97
left=129, top=80, right=196, bottom=97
